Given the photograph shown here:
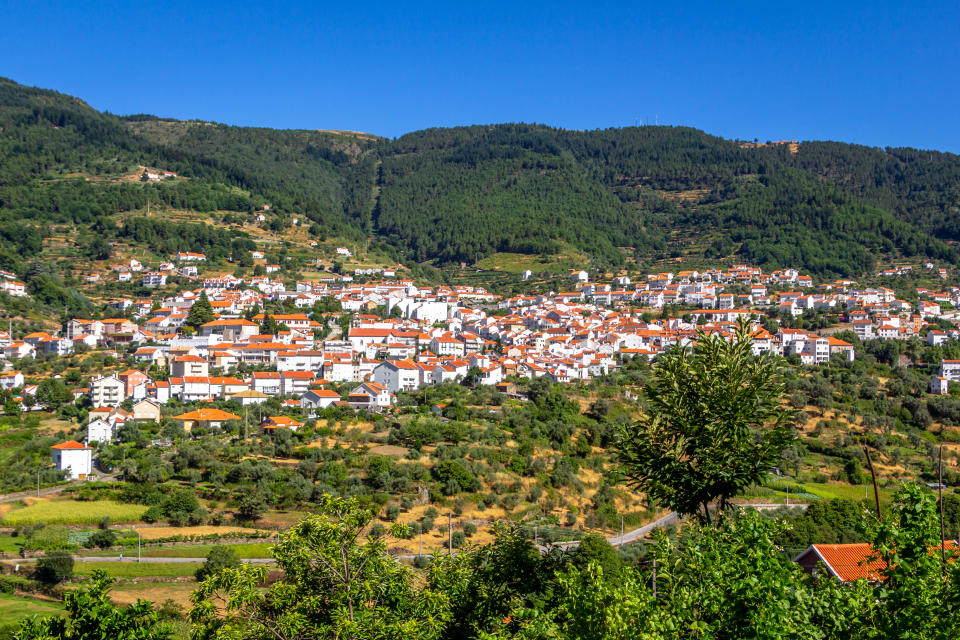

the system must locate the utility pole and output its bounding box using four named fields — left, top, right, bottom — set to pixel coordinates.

left=418, top=530, right=422, bottom=557
left=448, top=513, right=452, bottom=555
left=786, top=485, right=789, bottom=506
left=652, top=557, right=657, bottom=599
left=137, top=529, right=141, bottom=564
left=620, top=516, right=624, bottom=542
